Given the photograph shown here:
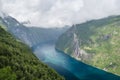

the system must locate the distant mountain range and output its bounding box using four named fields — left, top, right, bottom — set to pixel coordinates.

left=56, top=15, right=120, bottom=76
left=0, top=14, right=69, bottom=48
